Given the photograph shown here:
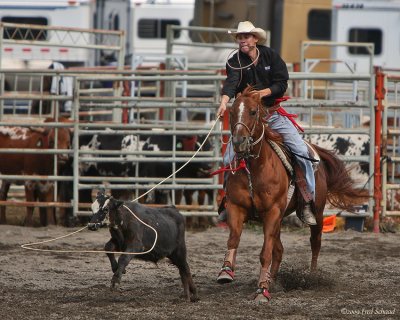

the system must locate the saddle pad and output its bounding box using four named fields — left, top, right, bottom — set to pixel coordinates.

left=268, top=140, right=320, bottom=175
left=268, top=140, right=294, bottom=176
